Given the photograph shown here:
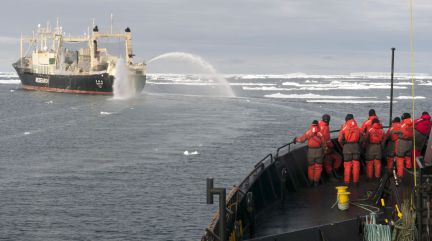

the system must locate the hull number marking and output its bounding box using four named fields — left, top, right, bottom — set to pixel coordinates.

left=35, top=77, right=49, bottom=84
